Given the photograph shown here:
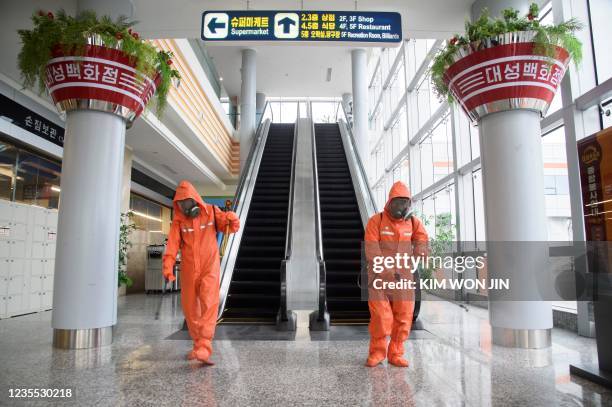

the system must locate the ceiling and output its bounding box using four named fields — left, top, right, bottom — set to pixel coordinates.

left=2, top=0, right=473, bottom=99
left=206, top=45, right=358, bottom=97
left=133, top=0, right=474, bottom=98
left=0, top=0, right=475, bottom=189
